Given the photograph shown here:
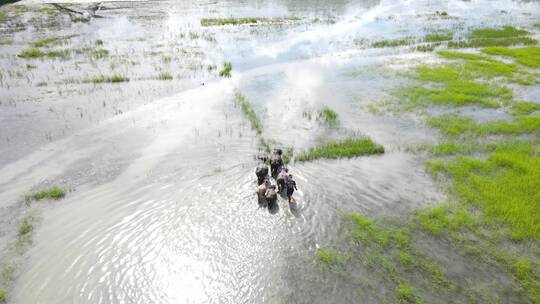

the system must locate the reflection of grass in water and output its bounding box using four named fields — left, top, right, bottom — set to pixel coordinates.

left=219, top=62, right=232, bottom=77
left=372, top=38, right=411, bottom=48
left=234, top=92, right=262, bottom=134
left=87, top=75, right=130, bottom=84
left=315, top=247, right=342, bottom=267
left=201, top=17, right=258, bottom=26
left=482, top=46, right=540, bottom=68
left=317, top=107, right=338, bottom=126
left=30, top=187, right=65, bottom=201
left=297, top=137, right=384, bottom=161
